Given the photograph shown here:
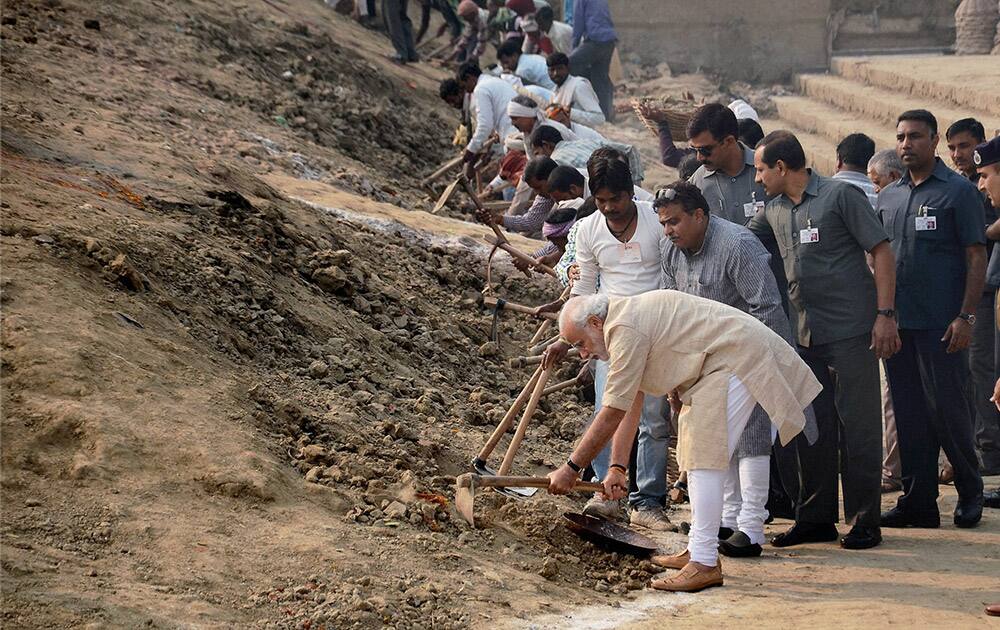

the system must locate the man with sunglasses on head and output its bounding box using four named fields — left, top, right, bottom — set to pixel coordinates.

left=655, top=181, right=811, bottom=559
